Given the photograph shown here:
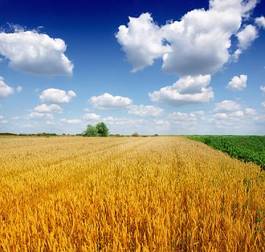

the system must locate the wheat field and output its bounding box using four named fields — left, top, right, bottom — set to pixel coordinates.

left=0, top=136, right=264, bottom=251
